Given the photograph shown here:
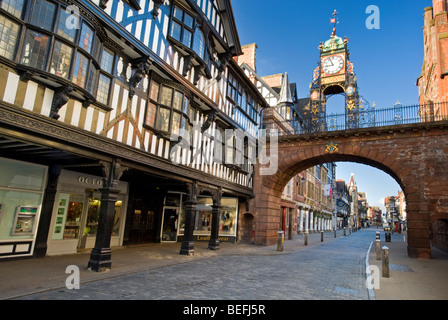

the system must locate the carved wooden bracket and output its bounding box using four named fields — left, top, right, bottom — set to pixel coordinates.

left=201, top=109, right=216, bottom=133
left=151, top=0, right=164, bottom=19
left=99, top=158, right=127, bottom=189
left=216, top=52, right=231, bottom=81
left=129, top=56, right=151, bottom=98
left=50, top=85, right=73, bottom=120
